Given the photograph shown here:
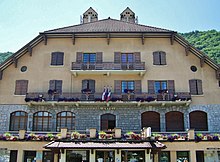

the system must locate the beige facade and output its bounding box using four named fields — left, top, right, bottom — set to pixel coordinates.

left=0, top=7, right=219, bottom=162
